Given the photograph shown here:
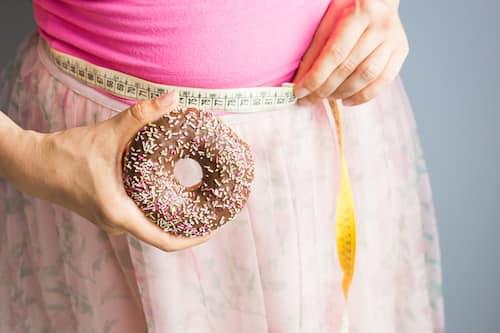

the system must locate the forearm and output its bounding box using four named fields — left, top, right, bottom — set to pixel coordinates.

left=0, top=111, right=43, bottom=191
left=0, top=111, right=22, bottom=179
